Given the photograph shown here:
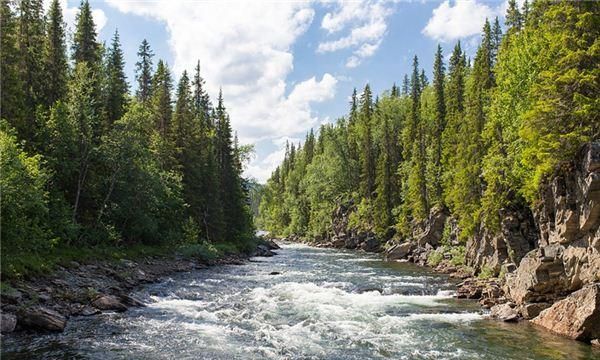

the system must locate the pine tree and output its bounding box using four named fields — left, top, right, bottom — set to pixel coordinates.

left=72, top=0, right=100, bottom=66
left=150, top=60, right=173, bottom=138
left=358, top=84, right=375, bottom=198
left=192, top=60, right=212, bottom=123
left=105, top=29, right=128, bottom=124
left=172, top=71, right=194, bottom=158
left=431, top=44, right=446, bottom=205
left=506, top=0, right=522, bottom=31
left=17, top=0, right=45, bottom=143
left=43, top=0, right=68, bottom=108
left=491, top=17, right=502, bottom=65
left=401, top=74, right=410, bottom=96
left=135, top=39, right=154, bottom=103
left=1, top=0, right=25, bottom=131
